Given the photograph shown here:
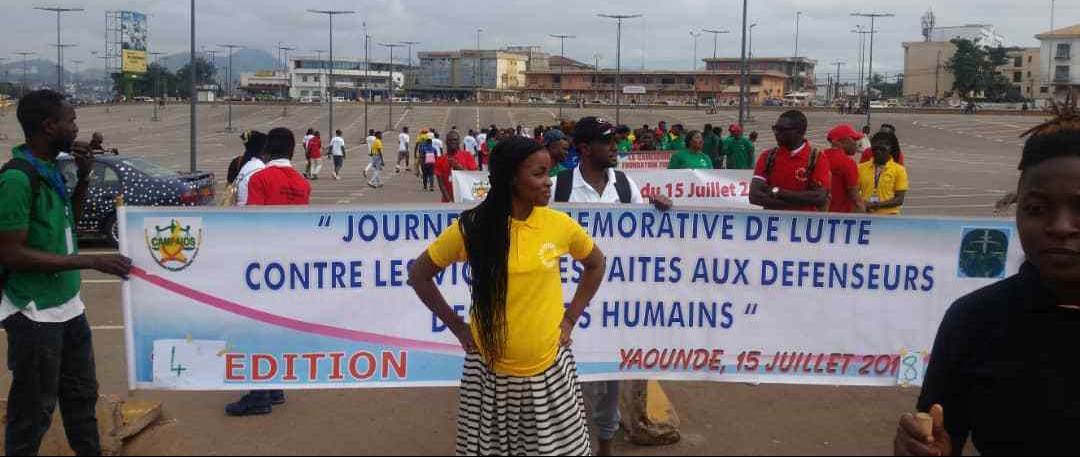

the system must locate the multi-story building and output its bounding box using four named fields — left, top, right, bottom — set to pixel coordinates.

left=416, top=50, right=529, bottom=100
left=523, top=69, right=788, bottom=105
left=902, top=41, right=957, bottom=103
left=931, top=24, right=1006, bottom=48
left=997, top=48, right=1042, bottom=100
left=1037, top=25, right=1080, bottom=101
left=703, top=57, right=817, bottom=95
left=286, top=57, right=404, bottom=101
